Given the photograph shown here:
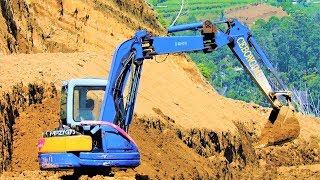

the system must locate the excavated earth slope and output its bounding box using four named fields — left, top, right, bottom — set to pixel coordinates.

left=0, top=83, right=320, bottom=179
left=0, top=0, right=319, bottom=179
left=0, top=0, right=163, bottom=54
